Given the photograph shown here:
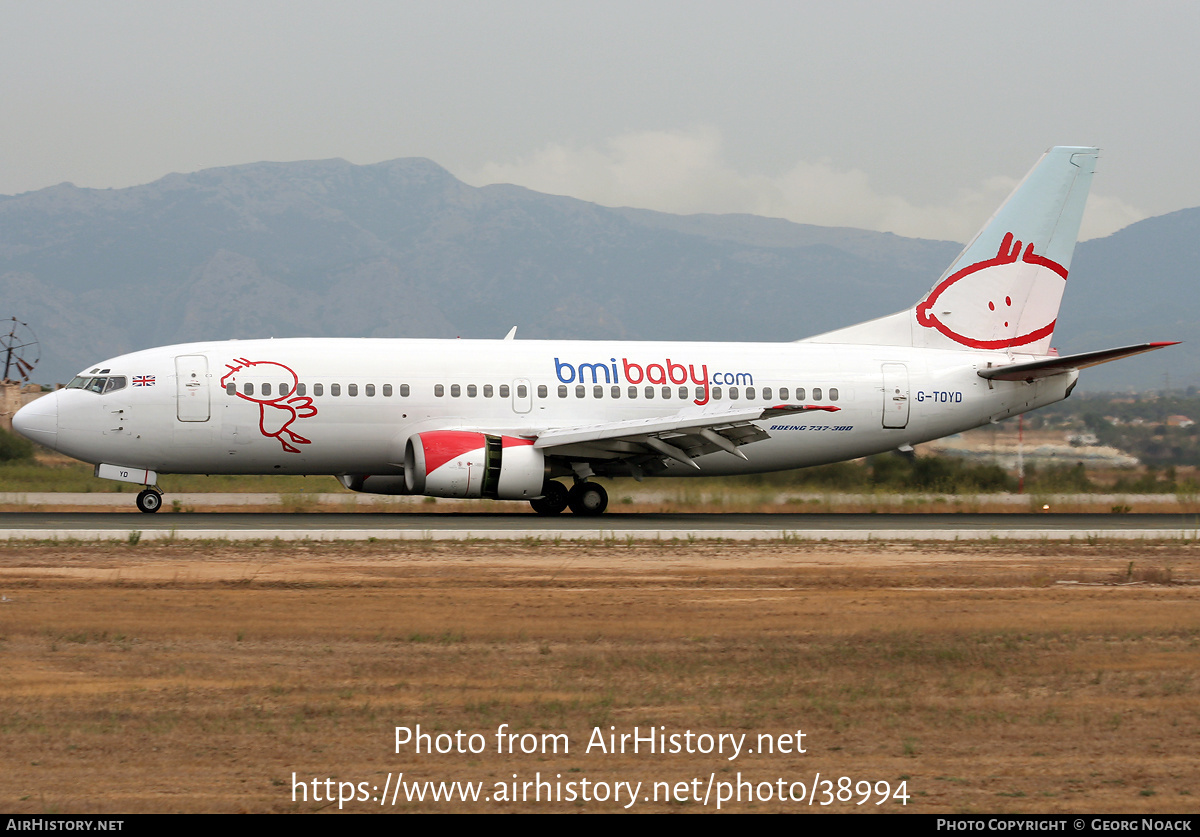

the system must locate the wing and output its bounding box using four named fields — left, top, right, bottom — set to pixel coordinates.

left=533, top=404, right=839, bottom=473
